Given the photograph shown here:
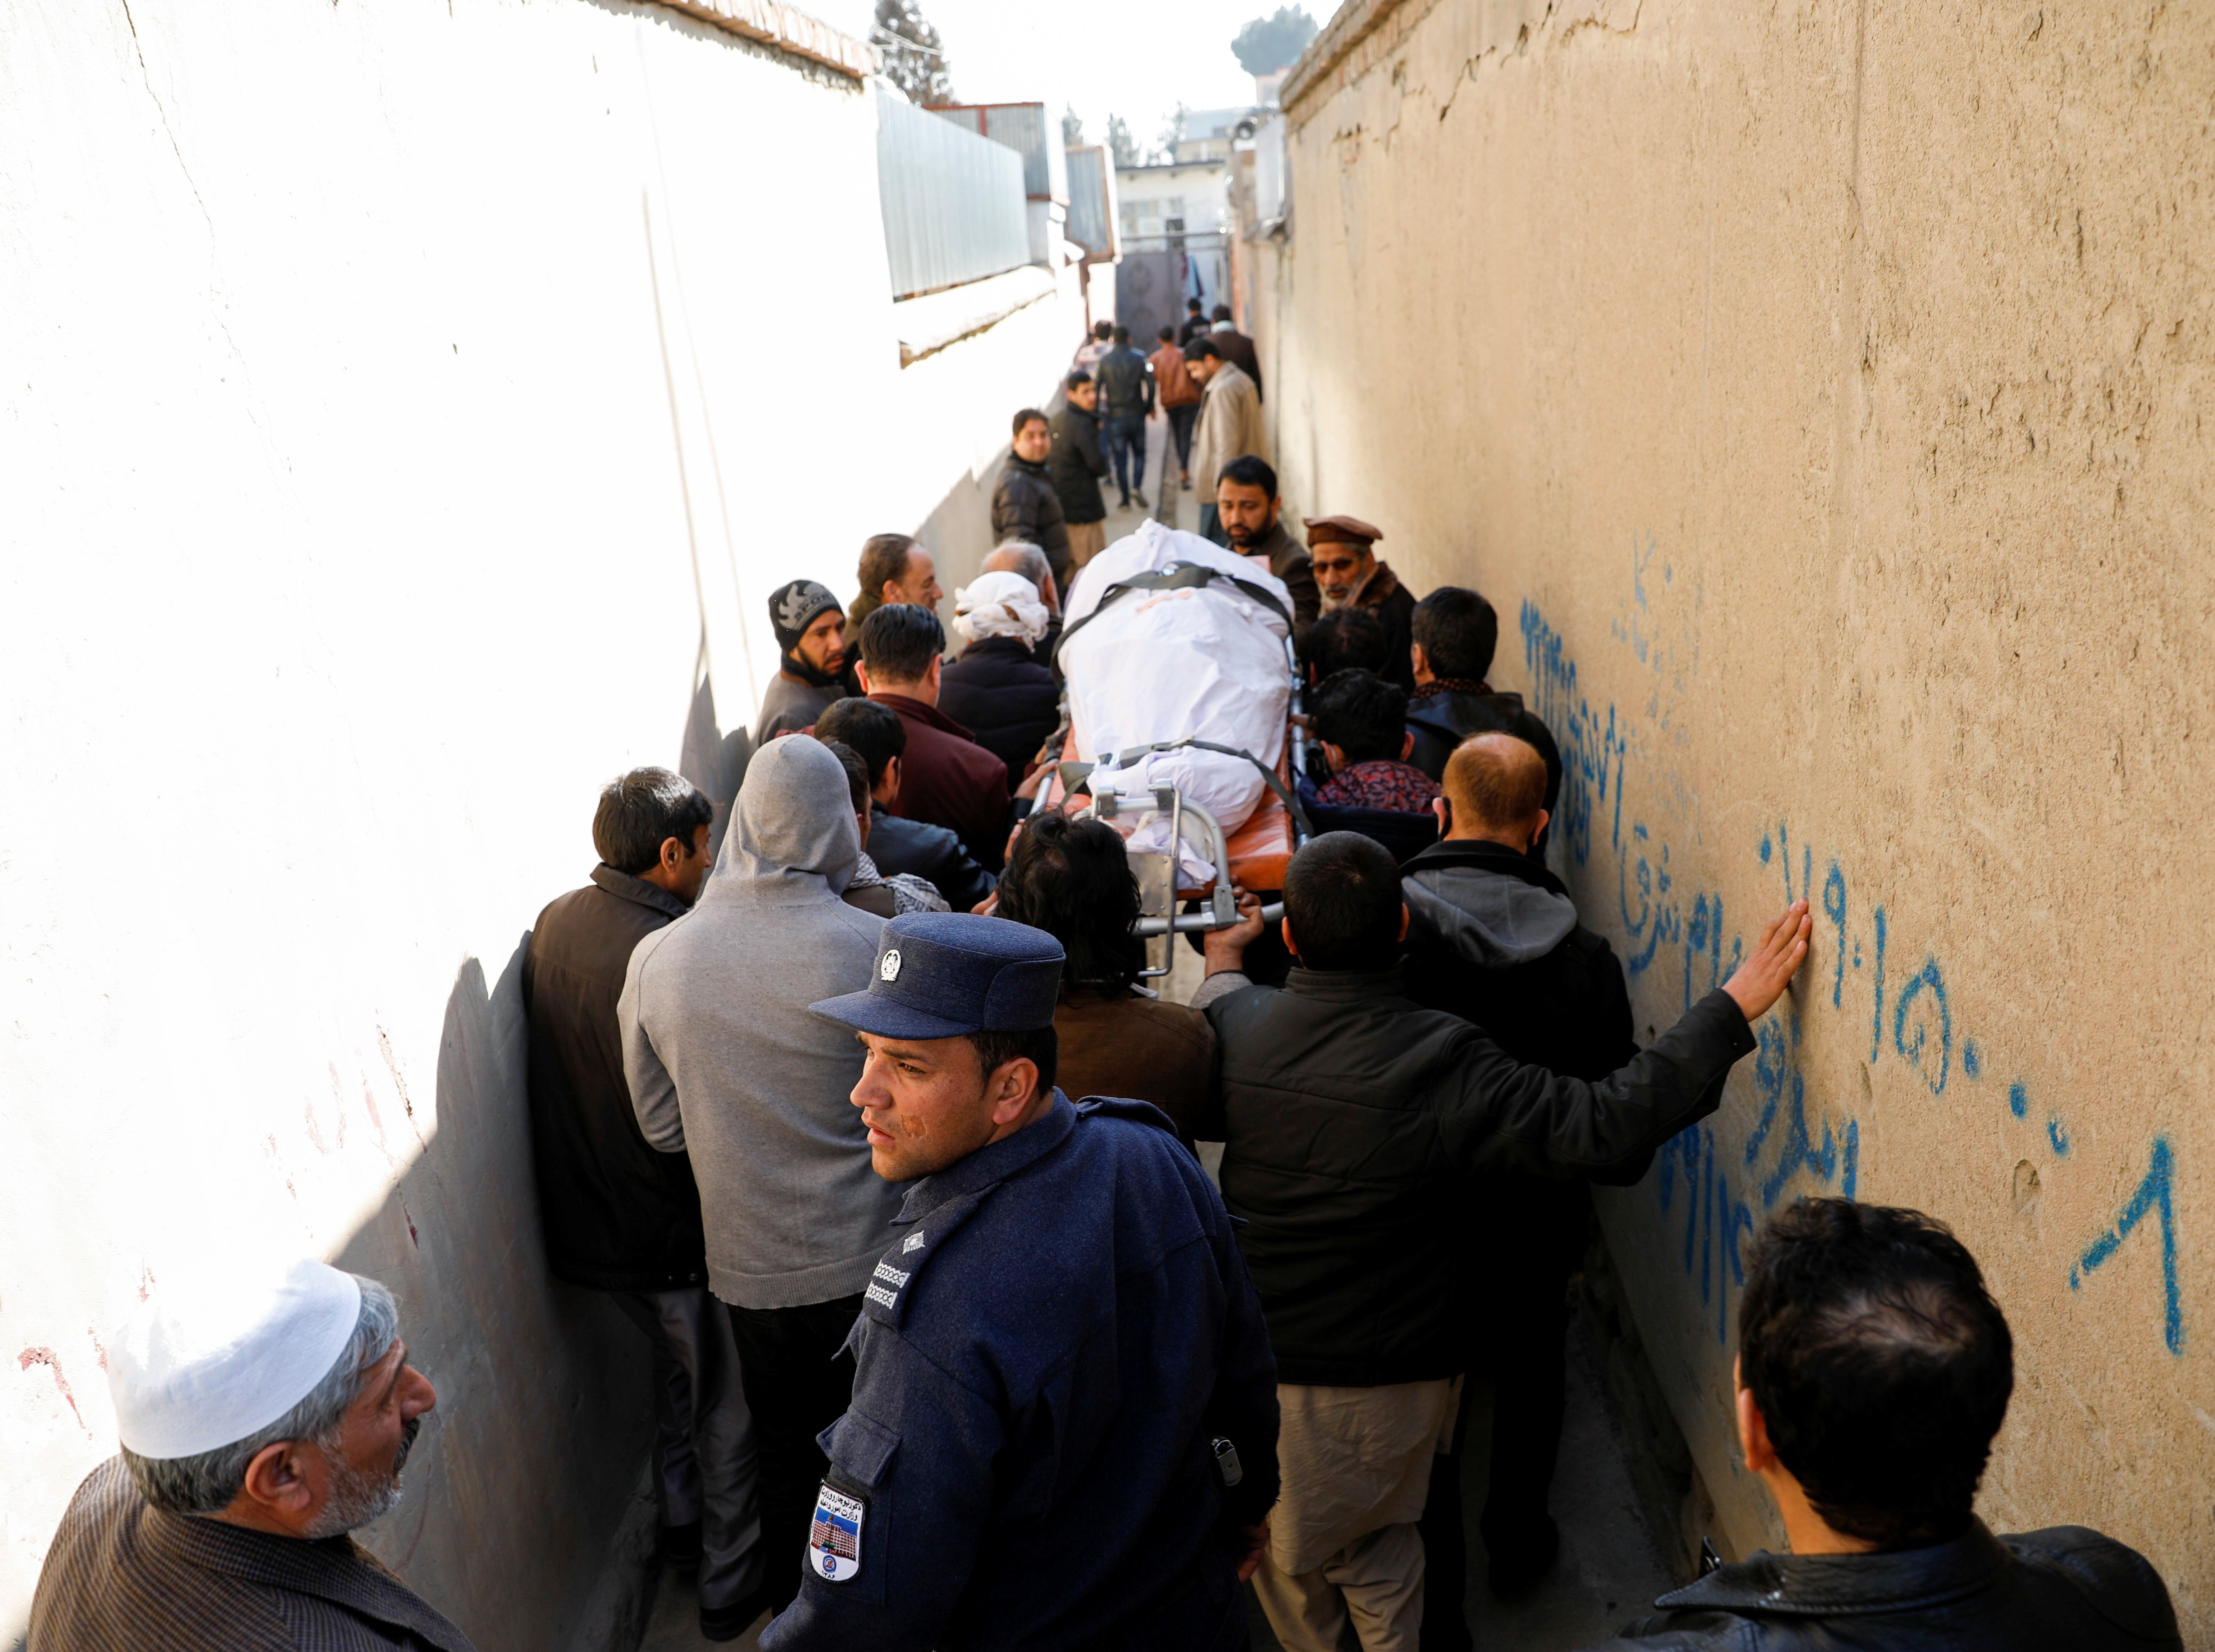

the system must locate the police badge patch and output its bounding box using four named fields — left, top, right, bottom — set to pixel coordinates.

left=808, top=1482, right=866, bottom=1582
